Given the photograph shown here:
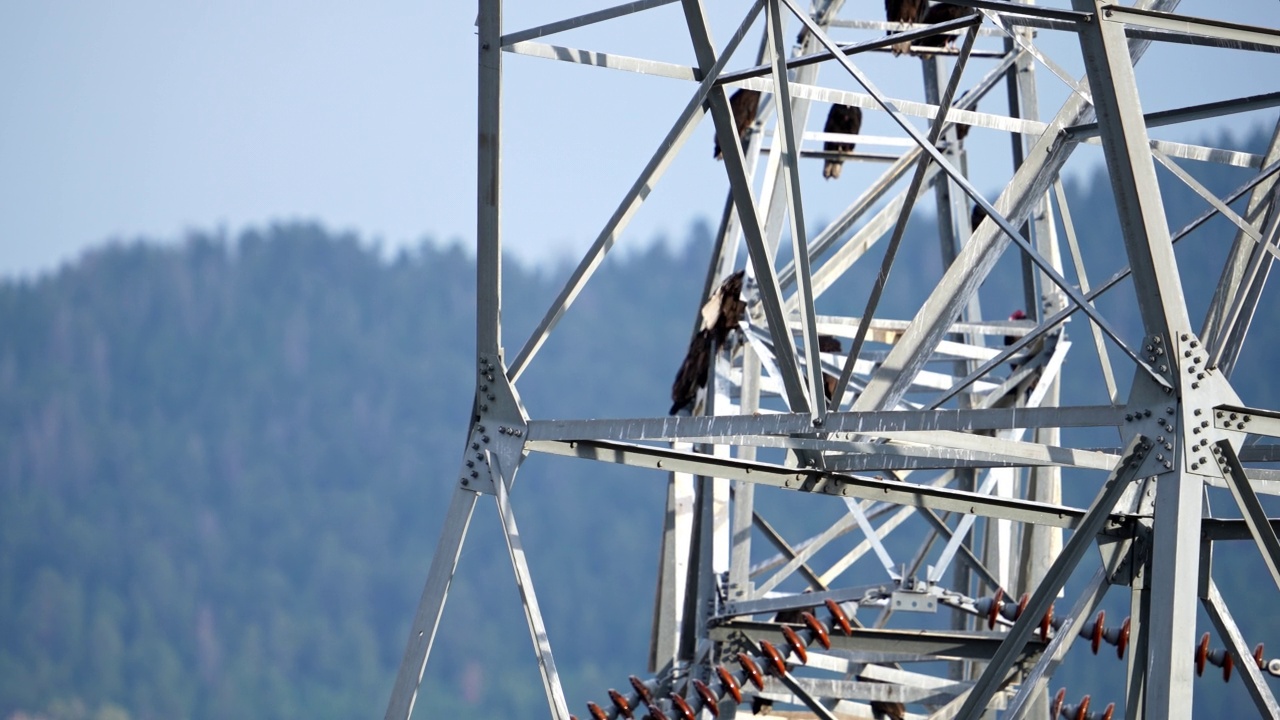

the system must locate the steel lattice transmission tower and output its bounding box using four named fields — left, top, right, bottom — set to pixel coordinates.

left=387, top=1, right=1280, bottom=718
